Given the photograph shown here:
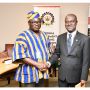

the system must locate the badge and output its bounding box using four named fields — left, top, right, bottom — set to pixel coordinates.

left=41, top=12, right=54, bottom=25
left=76, top=39, right=78, bottom=42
